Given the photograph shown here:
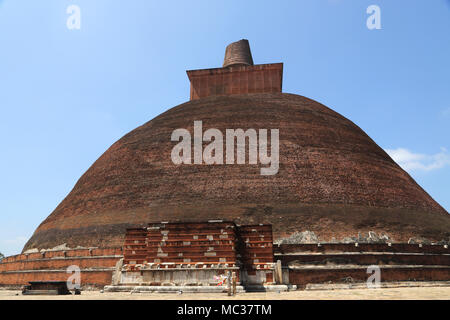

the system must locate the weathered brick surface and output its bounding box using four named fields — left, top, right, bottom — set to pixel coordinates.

left=279, top=253, right=450, bottom=266
left=0, top=248, right=122, bottom=287
left=187, top=64, right=282, bottom=100
left=0, top=257, right=120, bottom=272
left=2, top=248, right=122, bottom=263
left=289, top=267, right=450, bottom=287
left=0, top=270, right=113, bottom=288
left=23, top=93, right=450, bottom=251
left=281, top=243, right=450, bottom=285
left=275, top=243, right=450, bottom=255
left=124, top=222, right=238, bottom=266
left=123, top=222, right=274, bottom=271
left=237, top=225, right=274, bottom=270
left=223, top=39, right=254, bottom=68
